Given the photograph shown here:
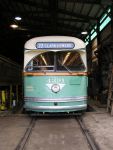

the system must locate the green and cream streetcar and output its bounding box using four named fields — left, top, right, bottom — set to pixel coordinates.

left=23, top=36, right=88, bottom=113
